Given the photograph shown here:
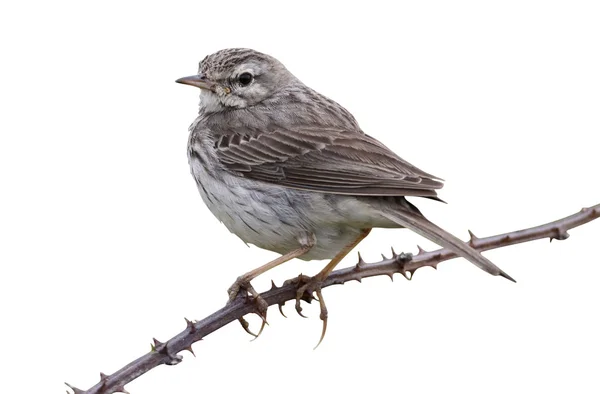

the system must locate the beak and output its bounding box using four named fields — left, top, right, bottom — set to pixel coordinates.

left=175, top=74, right=215, bottom=90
